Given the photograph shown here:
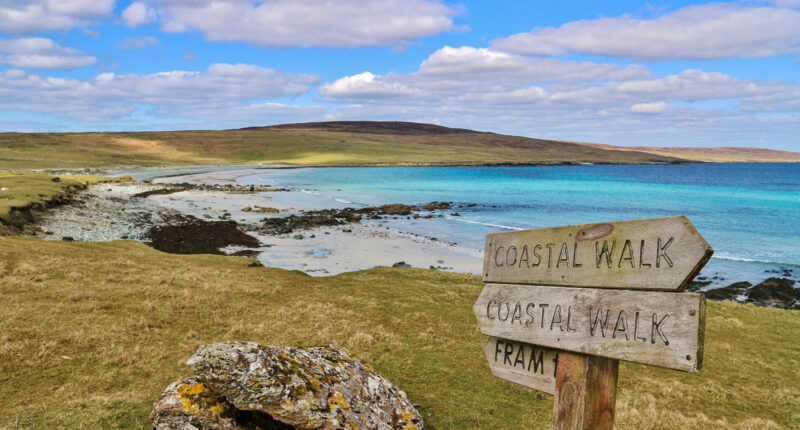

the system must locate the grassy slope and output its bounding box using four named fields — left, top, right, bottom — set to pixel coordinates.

left=0, top=172, right=117, bottom=224
left=0, top=237, right=797, bottom=429
left=0, top=126, right=684, bottom=170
